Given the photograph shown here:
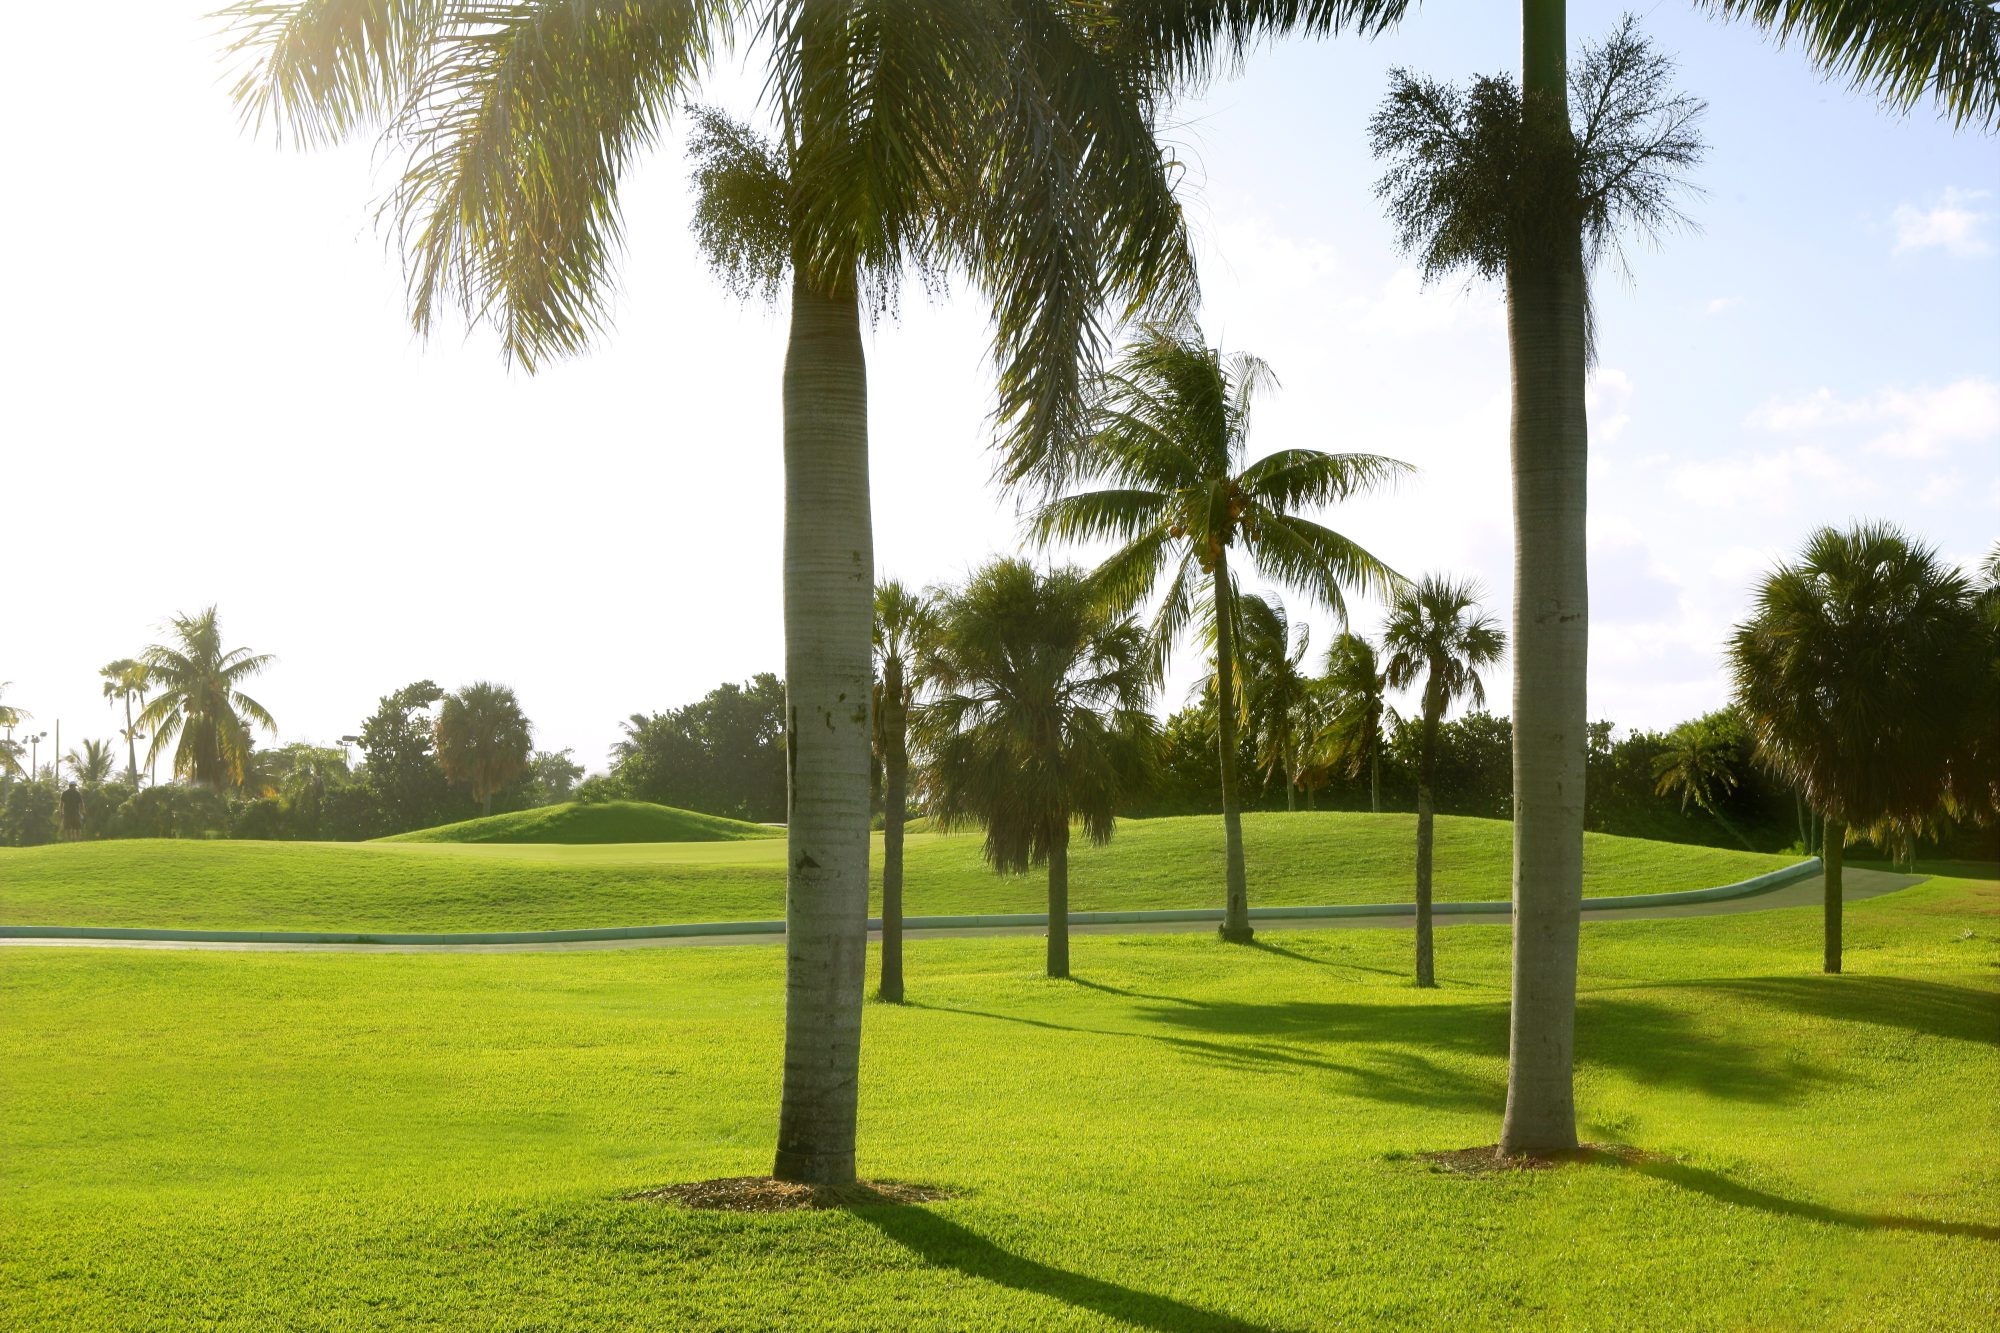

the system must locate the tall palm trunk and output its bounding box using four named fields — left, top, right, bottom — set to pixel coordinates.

left=1415, top=695, right=1439, bottom=988
left=773, top=272, right=874, bottom=1186
left=1822, top=818, right=1844, bottom=974
left=1048, top=826, right=1071, bottom=979
left=1499, top=0, right=1586, bottom=1158
left=1370, top=747, right=1381, bottom=814
left=880, top=662, right=908, bottom=1004
left=122, top=695, right=138, bottom=788
left=1212, top=557, right=1253, bottom=942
